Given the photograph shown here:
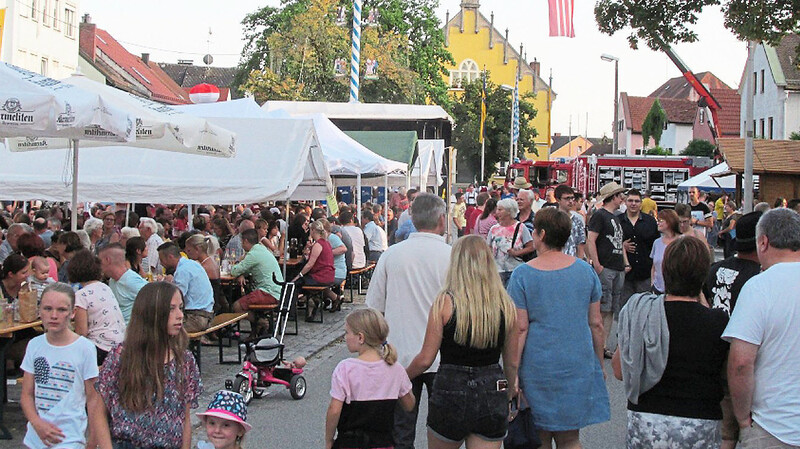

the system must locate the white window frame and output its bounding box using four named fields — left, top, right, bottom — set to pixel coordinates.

left=64, top=8, right=75, bottom=38
left=449, top=59, right=480, bottom=88
left=52, top=0, right=60, bottom=30
left=31, top=0, right=39, bottom=21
